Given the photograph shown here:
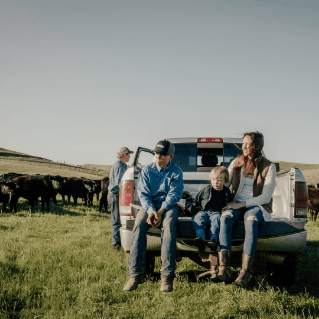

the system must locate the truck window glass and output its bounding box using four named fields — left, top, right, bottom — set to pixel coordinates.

left=172, top=142, right=243, bottom=172
left=172, top=143, right=198, bottom=172
left=223, top=143, right=242, bottom=167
